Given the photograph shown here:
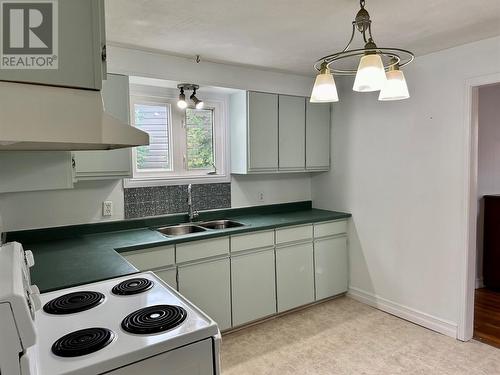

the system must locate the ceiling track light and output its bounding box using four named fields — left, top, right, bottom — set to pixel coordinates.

left=310, top=0, right=414, bottom=102
left=176, top=83, right=204, bottom=109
